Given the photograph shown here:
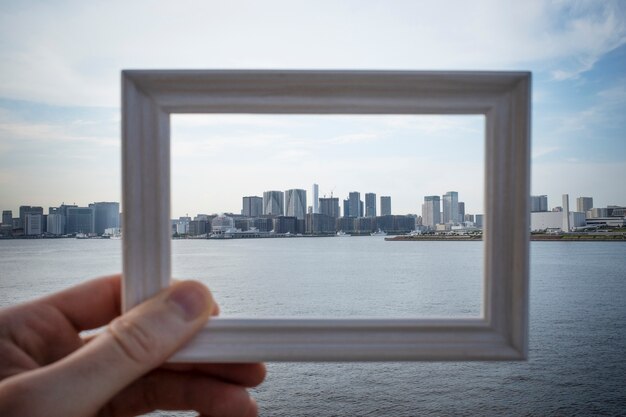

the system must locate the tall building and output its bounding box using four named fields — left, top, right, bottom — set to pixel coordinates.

left=380, top=196, right=391, bottom=216
left=458, top=202, right=465, bottom=222
left=312, top=184, right=319, bottom=214
left=422, top=196, right=441, bottom=228
left=576, top=197, right=593, bottom=213
left=348, top=192, right=360, bottom=218
left=562, top=194, right=570, bottom=232
left=475, top=214, right=484, bottom=228
left=263, top=191, right=284, bottom=216
left=89, top=202, right=120, bottom=235
left=242, top=196, right=263, bottom=217
left=66, top=207, right=95, bottom=234
left=305, top=213, right=335, bottom=234
left=2, top=210, right=12, bottom=228
left=285, top=189, right=307, bottom=220
left=365, top=193, right=376, bottom=217
left=47, top=210, right=66, bottom=235
left=19, top=206, right=43, bottom=229
left=272, top=216, right=297, bottom=234
left=343, top=199, right=350, bottom=217
left=442, top=191, right=459, bottom=224
left=24, top=213, right=43, bottom=235
left=319, top=197, right=340, bottom=218
left=531, top=195, right=548, bottom=212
